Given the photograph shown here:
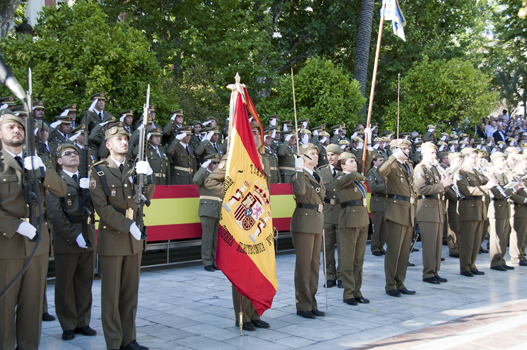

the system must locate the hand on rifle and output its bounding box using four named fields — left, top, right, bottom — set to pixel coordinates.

left=17, top=222, right=36, bottom=240
left=76, top=233, right=88, bottom=249
left=136, top=161, right=153, bottom=175
left=129, top=222, right=141, bottom=241
left=24, top=156, right=45, bottom=172
left=79, top=178, right=90, bottom=189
